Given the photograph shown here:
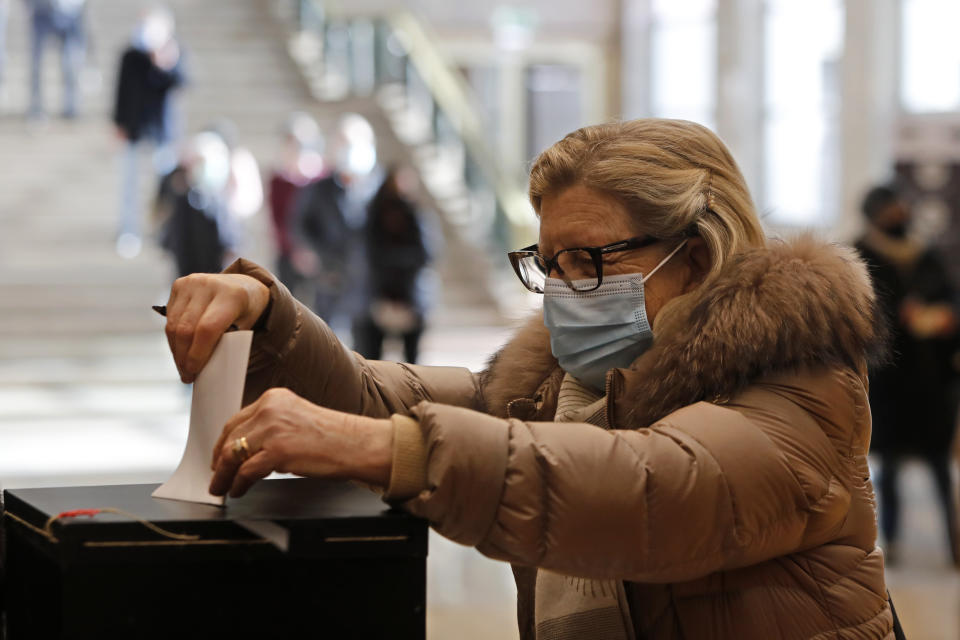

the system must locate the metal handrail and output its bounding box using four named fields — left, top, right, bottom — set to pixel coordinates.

left=387, top=12, right=534, bottom=233
left=295, top=0, right=536, bottom=252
